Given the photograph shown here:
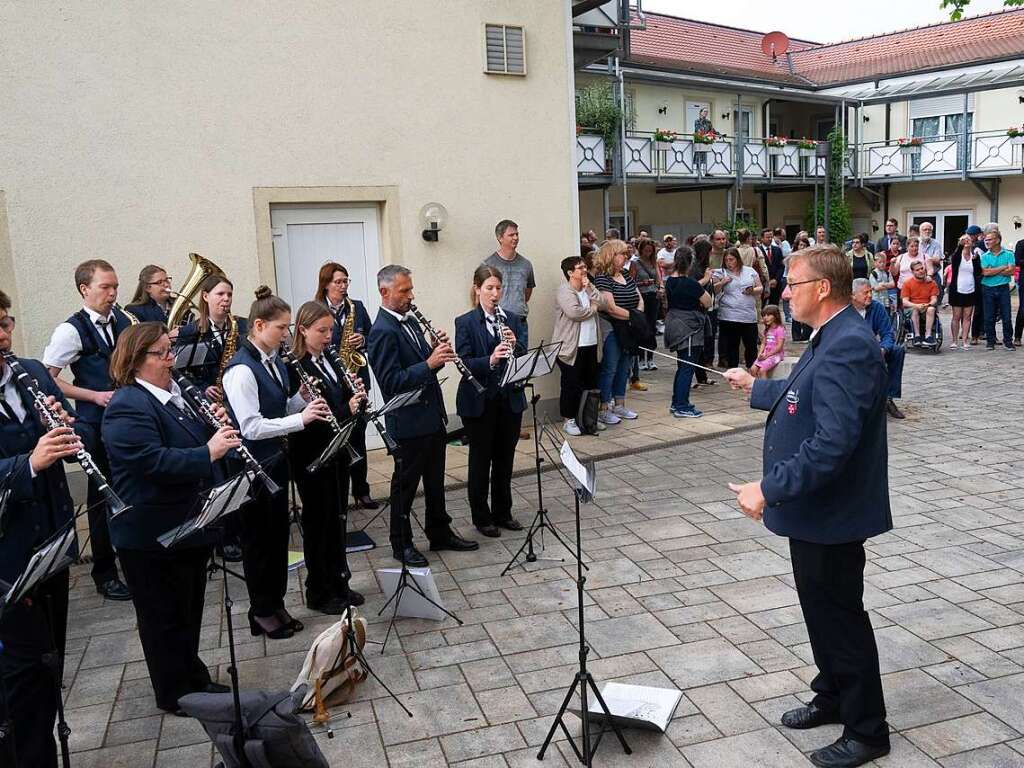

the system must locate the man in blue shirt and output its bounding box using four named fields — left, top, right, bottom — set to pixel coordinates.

left=852, top=279, right=905, bottom=419
left=980, top=228, right=1016, bottom=350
